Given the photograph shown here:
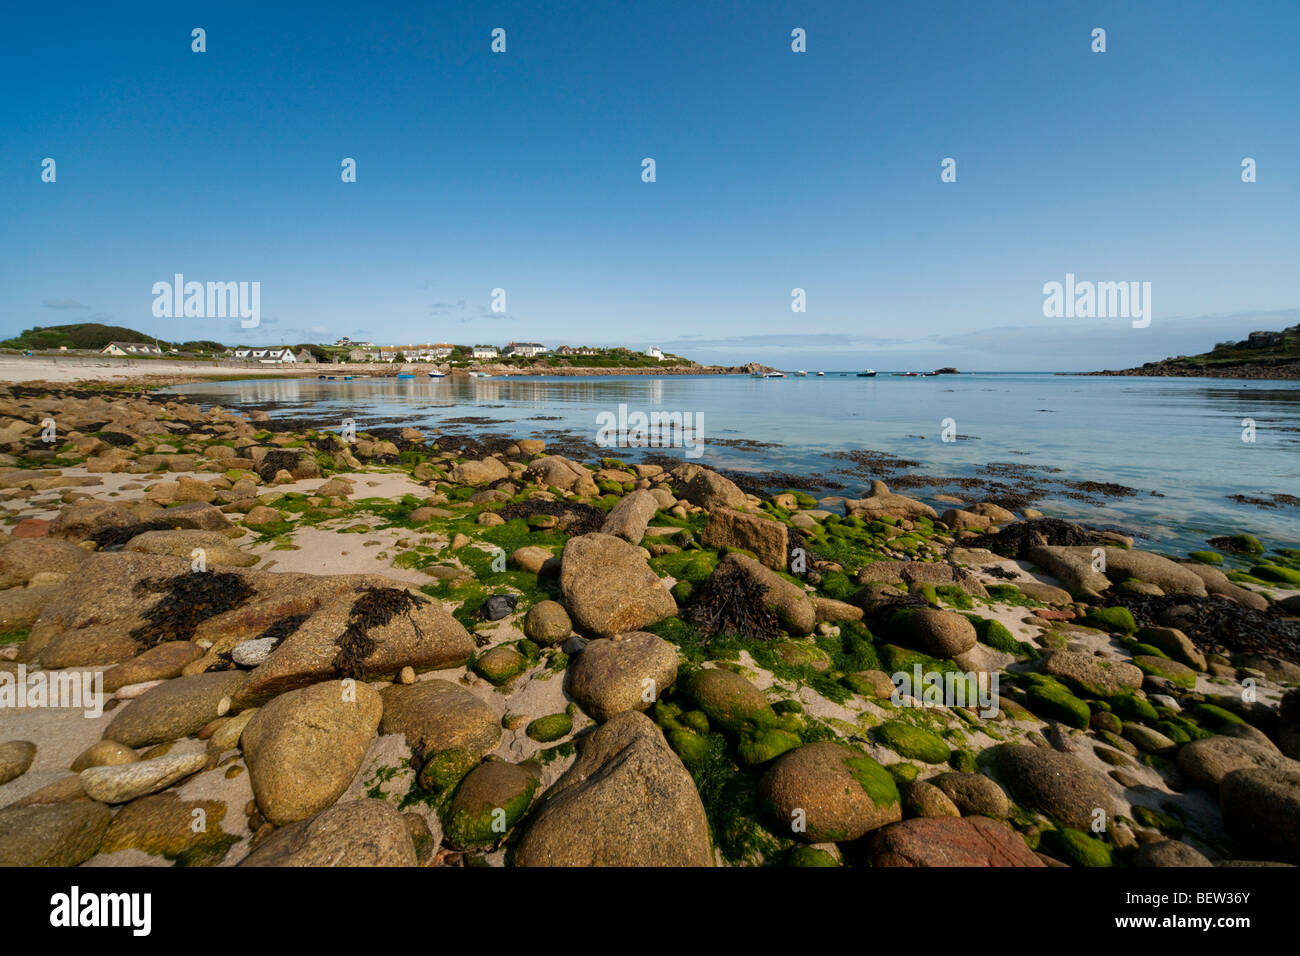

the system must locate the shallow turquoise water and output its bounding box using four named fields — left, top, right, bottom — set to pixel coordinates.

left=166, top=372, right=1300, bottom=553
